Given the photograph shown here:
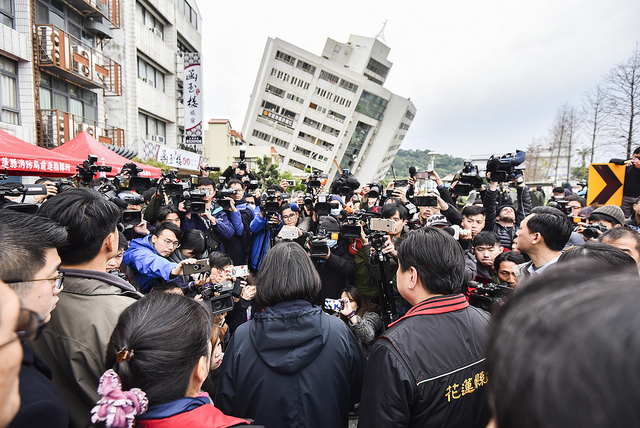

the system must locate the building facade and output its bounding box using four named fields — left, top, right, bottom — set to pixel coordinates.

left=0, top=0, right=202, bottom=170
left=242, top=34, right=416, bottom=183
